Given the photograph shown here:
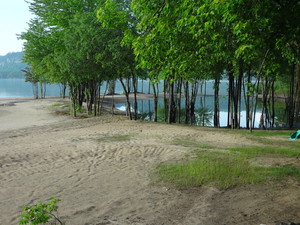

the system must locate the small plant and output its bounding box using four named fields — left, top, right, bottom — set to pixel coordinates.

left=20, top=197, right=64, bottom=225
